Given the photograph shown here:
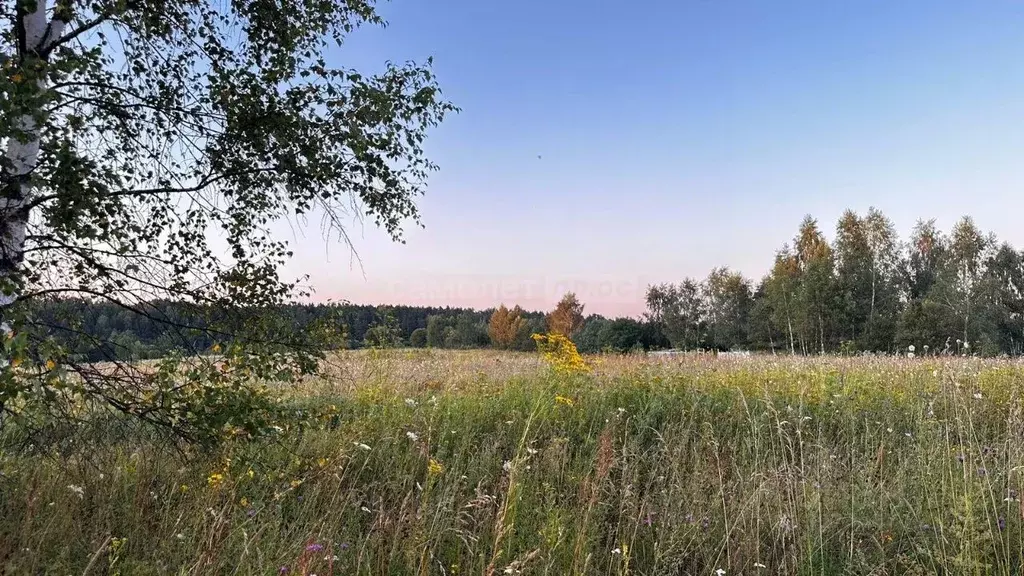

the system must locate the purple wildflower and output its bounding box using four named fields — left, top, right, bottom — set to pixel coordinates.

left=246, top=508, right=256, bottom=518
left=643, top=511, right=655, bottom=526
left=956, top=453, right=965, bottom=463
left=279, top=567, right=289, bottom=574
left=701, top=517, right=710, bottom=530
left=978, top=468, right=987, bottom=477
left=339, top=542, right=351, bottom=551
left=921, top=524, right=931, bottom=531
left=306, top=543, right=324, bottom=553
left=684, top=513, right=694, bottom=524
left=999, top=516, right=1007, bottom=531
